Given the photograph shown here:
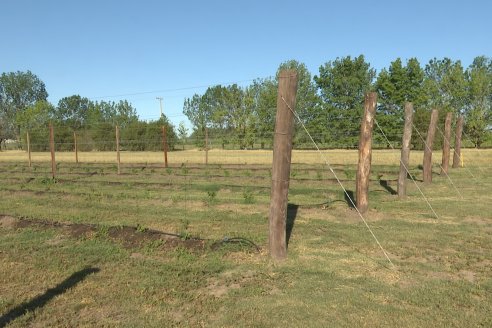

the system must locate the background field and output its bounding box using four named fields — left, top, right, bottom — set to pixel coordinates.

left=0, top=148, right=491, bottom=327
